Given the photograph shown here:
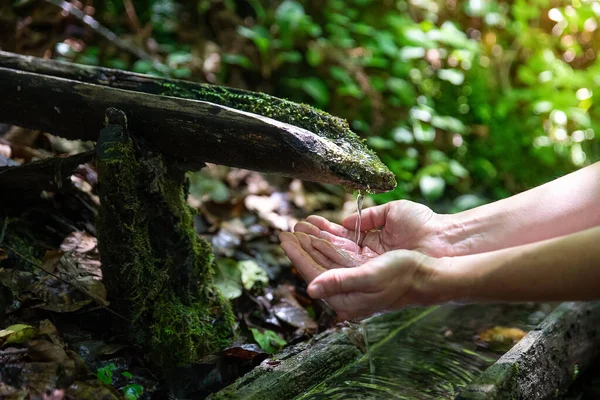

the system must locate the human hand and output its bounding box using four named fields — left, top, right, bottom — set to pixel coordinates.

left=279, top=232, right=442, bottom=320
left=292, top=200, right=451, bottom=269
